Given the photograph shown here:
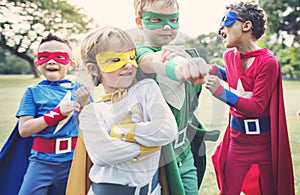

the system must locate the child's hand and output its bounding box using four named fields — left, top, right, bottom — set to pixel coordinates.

left=110, top=123, right=136, bottom=142
left=171, top=56, right=207, bottom=84
left=161, top=45, right=191, bottom=62
left=75, top=85, right=91, bottom=108
left=190, top=57, right=210, bottom=85
left=173, top=56, right=200, bottom=82
left=161, top=45, right=210, bottom=83
left=205, top=75, right=221, bottom=94
left=59, top=100, right=81, bottom=115
left=138, top=144, right=161, bottom=156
